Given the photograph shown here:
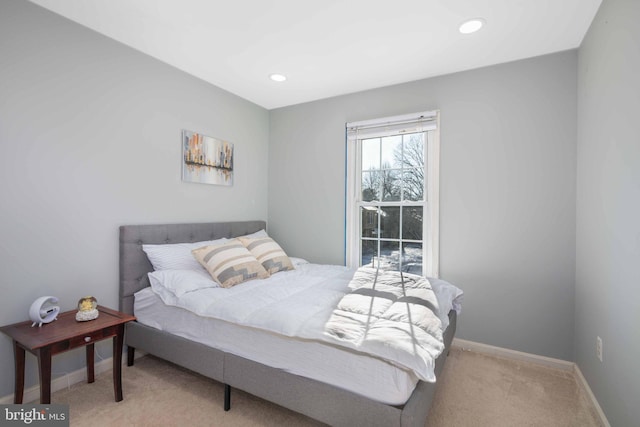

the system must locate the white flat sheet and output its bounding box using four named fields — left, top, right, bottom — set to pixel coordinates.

left=134, top=286, right=419, bottom=405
